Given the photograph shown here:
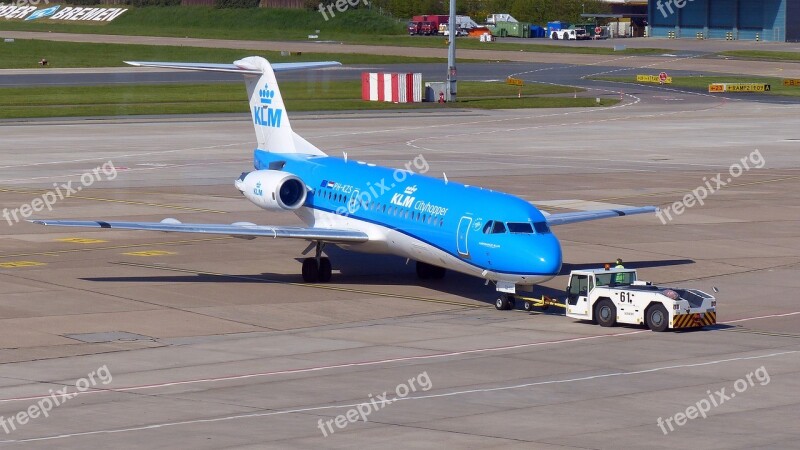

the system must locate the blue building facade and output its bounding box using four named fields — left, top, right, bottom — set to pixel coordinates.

left=648, top=0, right=799, bottom=41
